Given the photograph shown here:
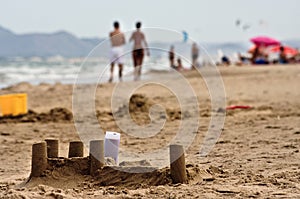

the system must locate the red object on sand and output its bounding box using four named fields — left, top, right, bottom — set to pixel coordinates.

left=269, top=45, right=298, bottom=56
left=226, top=105, right=252, bottom=110
left=250, top=36, right=280, bottom=47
